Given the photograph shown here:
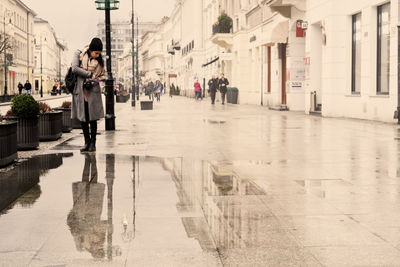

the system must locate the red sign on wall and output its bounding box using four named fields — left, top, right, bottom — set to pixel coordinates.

left=296, top=20, right=306, bottom=38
